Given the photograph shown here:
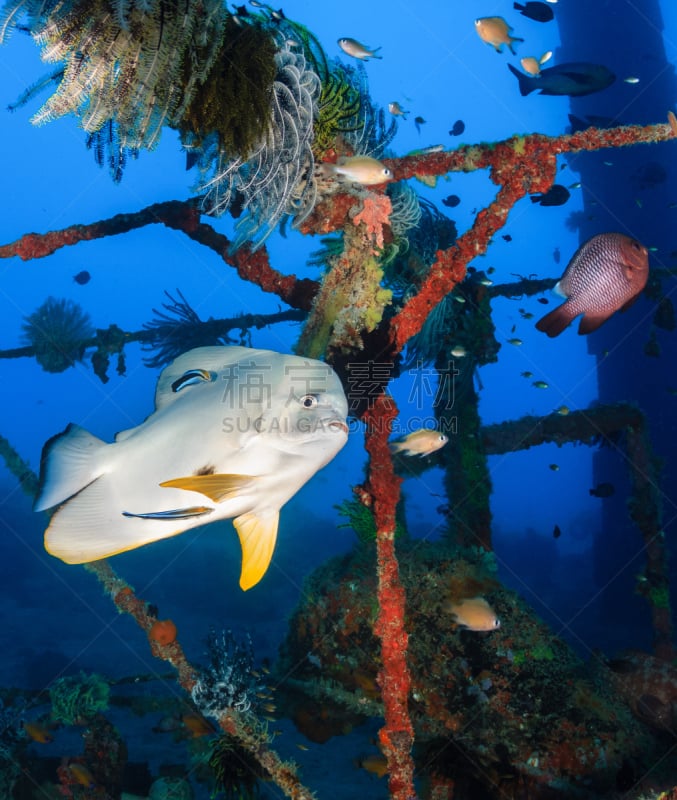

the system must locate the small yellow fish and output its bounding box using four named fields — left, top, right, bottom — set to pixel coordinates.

left=533, top=380, right=549, bottom=389
left=23, top=721, right=53, bottom=744
left=555, top=405, right=570, bottom=415
left=390, top=429, right=448, bottom=457
left=474, top=17, right=523, bottom=55
left=67, top=763, right=95, bottom=788
left=450, top=345, right=467, bottom=358
left=338, top=37, right=382, bottom=60
left=445, top=597, right=501, bottom=632
left=322, top=156, right=393, bottom=186
left=356, top=754, right=389, bottom=778
left=388, top=101, right=408, bottom=118
left=507, top=338, right=523, bottom=346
